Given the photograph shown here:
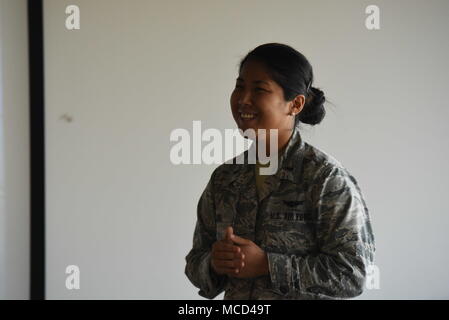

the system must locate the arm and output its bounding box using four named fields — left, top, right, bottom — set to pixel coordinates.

left=185, top=173, right=228, bottom=299
left=267, top=165, right=376, bottom=299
